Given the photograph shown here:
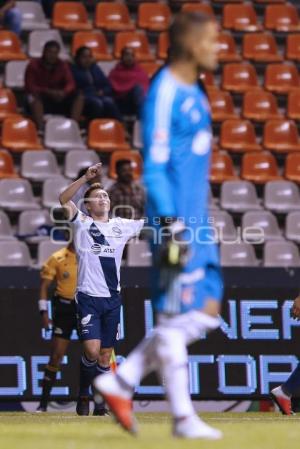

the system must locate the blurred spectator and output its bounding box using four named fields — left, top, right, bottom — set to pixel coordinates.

left=109, top=159, right=145, bottom=219
left=25, top=40, right=84, bottom=131
left=0, top=1, right=21, bottom=35
left=109, top=47, right=149, bottom=118
left=72, top=167, right=102, bottom=215
left=72, top=46, right=122, bottom=121
left=35, top=0, right=55, bottom=19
